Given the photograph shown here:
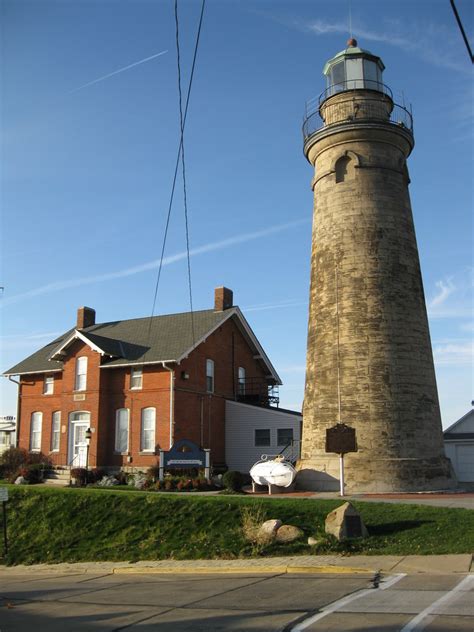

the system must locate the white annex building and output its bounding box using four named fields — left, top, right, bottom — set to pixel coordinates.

left=443, top=408, right=474, bottom=484
left=225, top=401, right=301, bottom=473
